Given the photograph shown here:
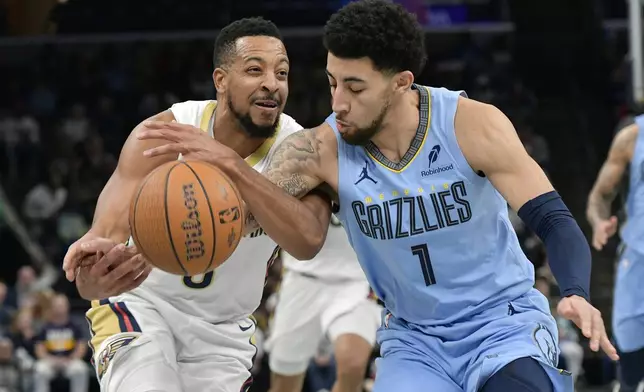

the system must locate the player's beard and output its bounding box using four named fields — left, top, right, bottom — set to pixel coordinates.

left=341, top=97, right=391, bottom=146
left=227, top=96, right=279, bottom=139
